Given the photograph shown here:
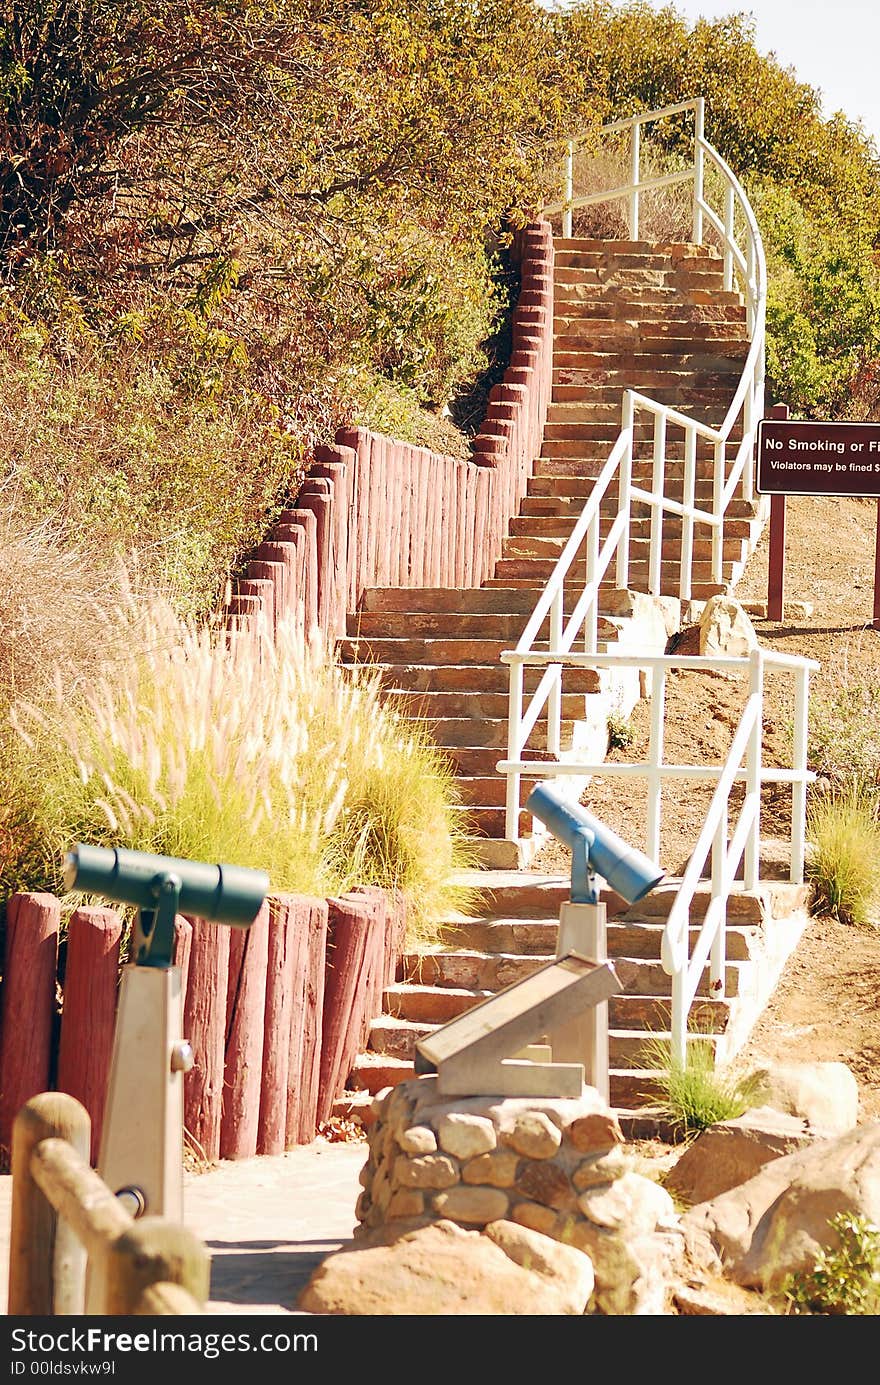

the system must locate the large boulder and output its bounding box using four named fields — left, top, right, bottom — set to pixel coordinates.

left=749, top=1061, right=859, bottom=1134
left=297, top=1218, right=595, bottom=1315
left=682, top=1121, right=880, bottom=1291
left=699, top=595, right=758, bottom=657
left=664, top=1108, right=823, bottom=1205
